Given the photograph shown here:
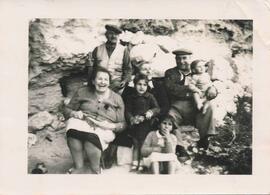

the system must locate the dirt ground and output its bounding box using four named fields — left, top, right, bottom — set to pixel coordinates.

left=28, top=128, right=227, bottom=175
